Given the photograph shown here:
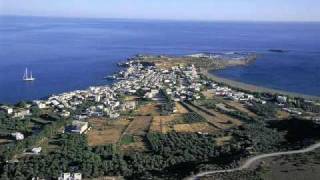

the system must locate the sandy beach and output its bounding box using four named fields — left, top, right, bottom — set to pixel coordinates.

left=202, top=69, right=320, bottom=101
